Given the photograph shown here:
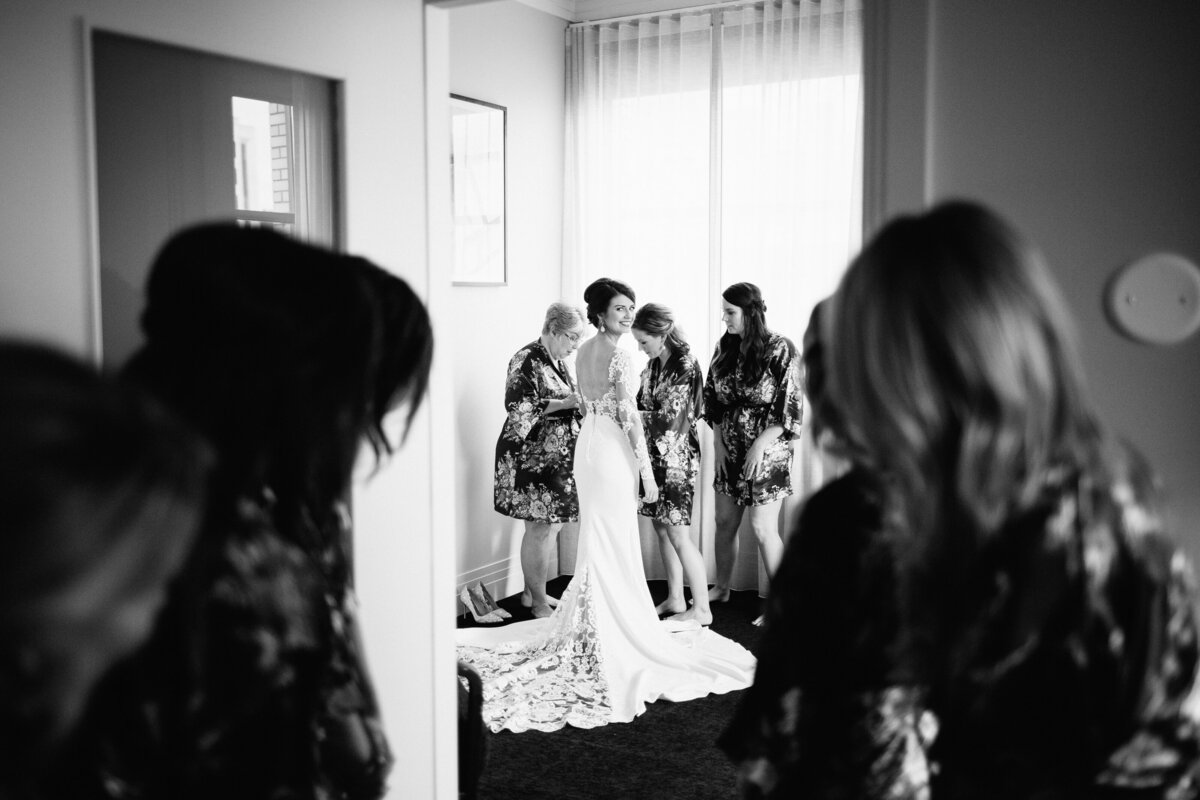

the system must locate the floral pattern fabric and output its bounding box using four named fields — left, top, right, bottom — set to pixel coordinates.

left=928, top=467, right=1200, bottom=799
left=703, top=332, right=803, bottom=506
left=493, top=341, right=582, bottom=523
left=636, top=349, right=703, bottom=525
left=723, top=463, right=1200, bottom=799
left=720, top=470, right=931, bottom=799
left=49, top=494, right=392, bottom=800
